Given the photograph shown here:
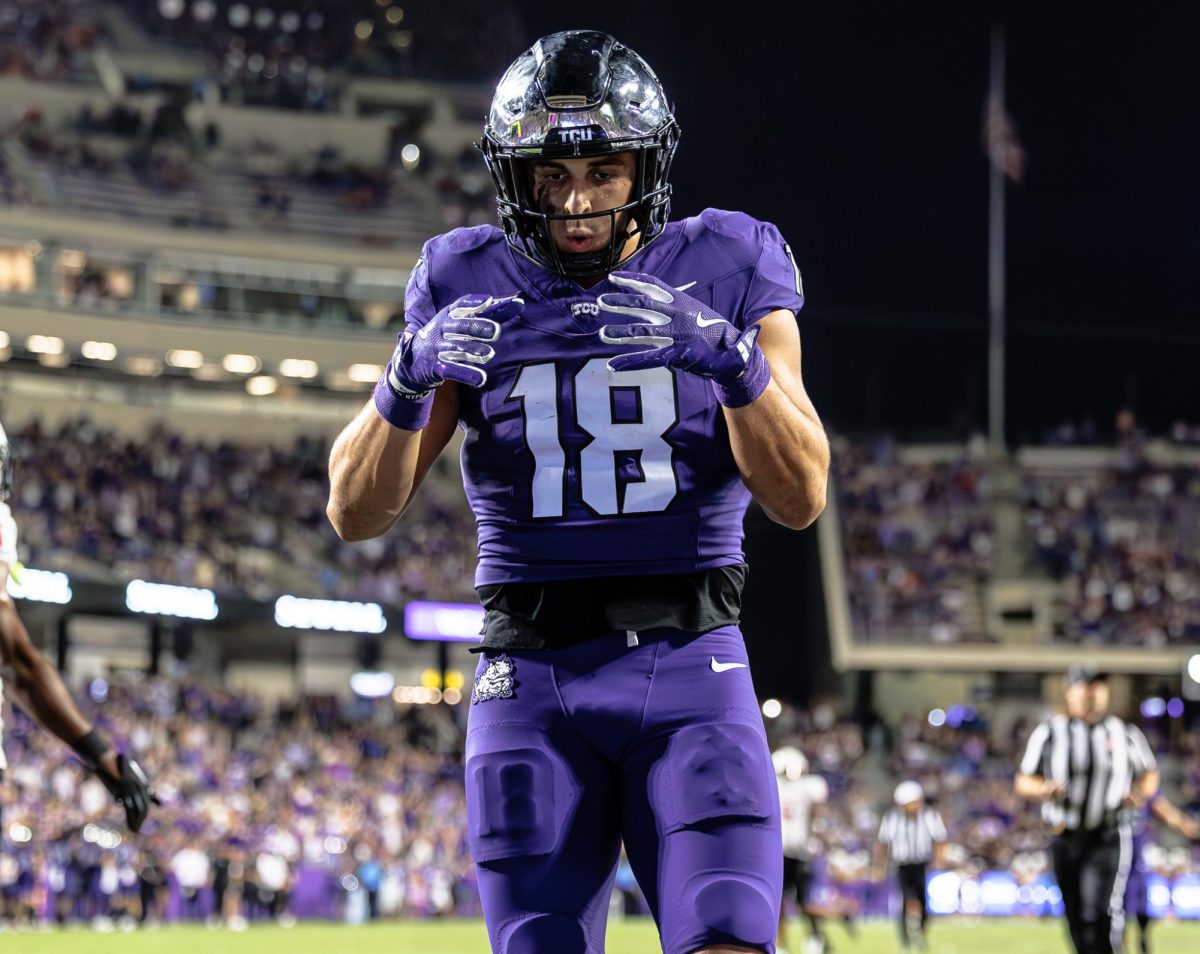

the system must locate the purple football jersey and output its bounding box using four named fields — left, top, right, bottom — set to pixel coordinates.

left=404, top=209, right=805, bottom=586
